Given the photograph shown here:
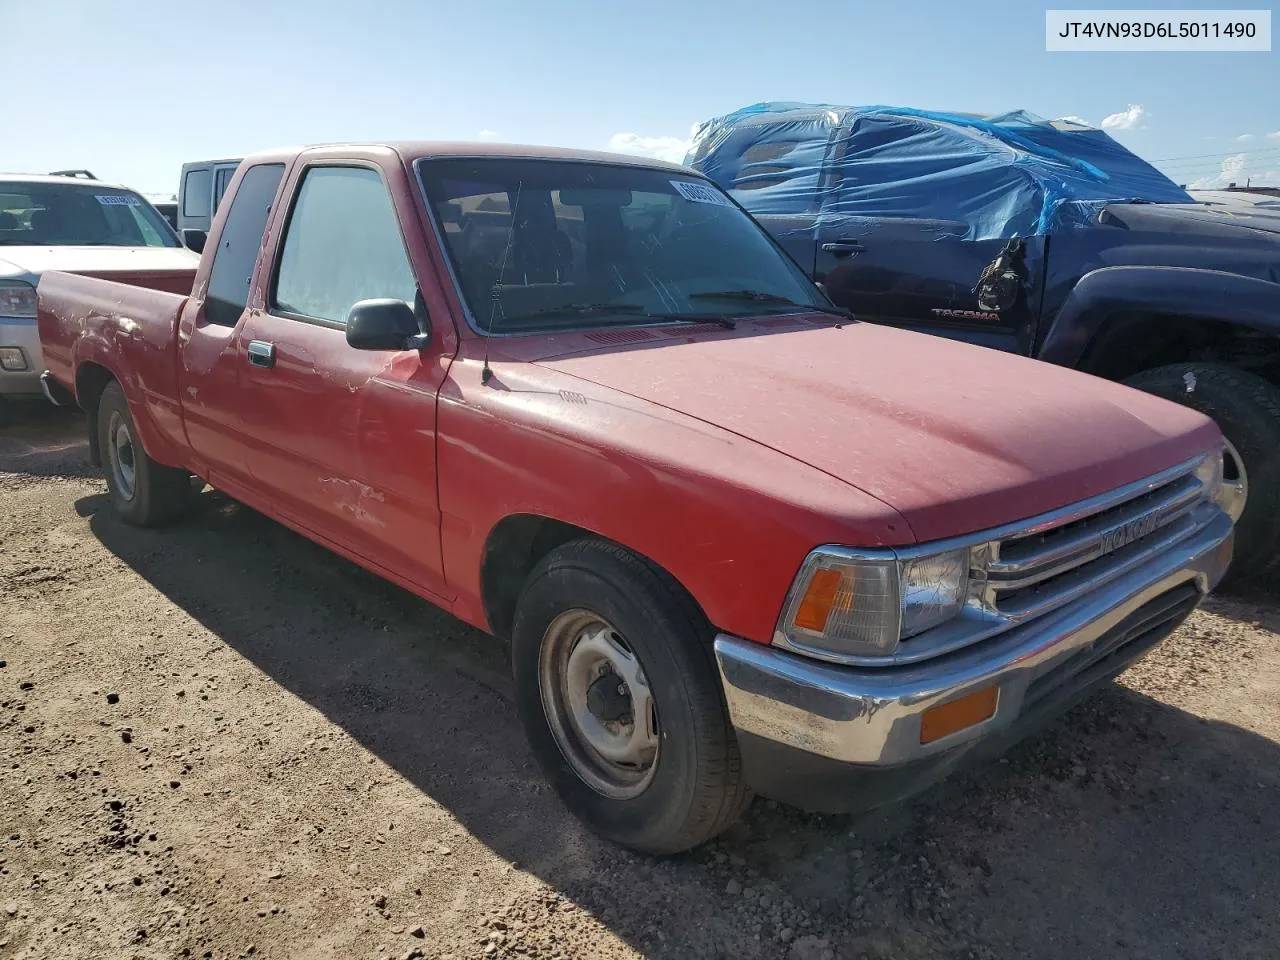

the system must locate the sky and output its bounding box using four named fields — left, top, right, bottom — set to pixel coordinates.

left=3, top=0, right=1278, bottom=195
